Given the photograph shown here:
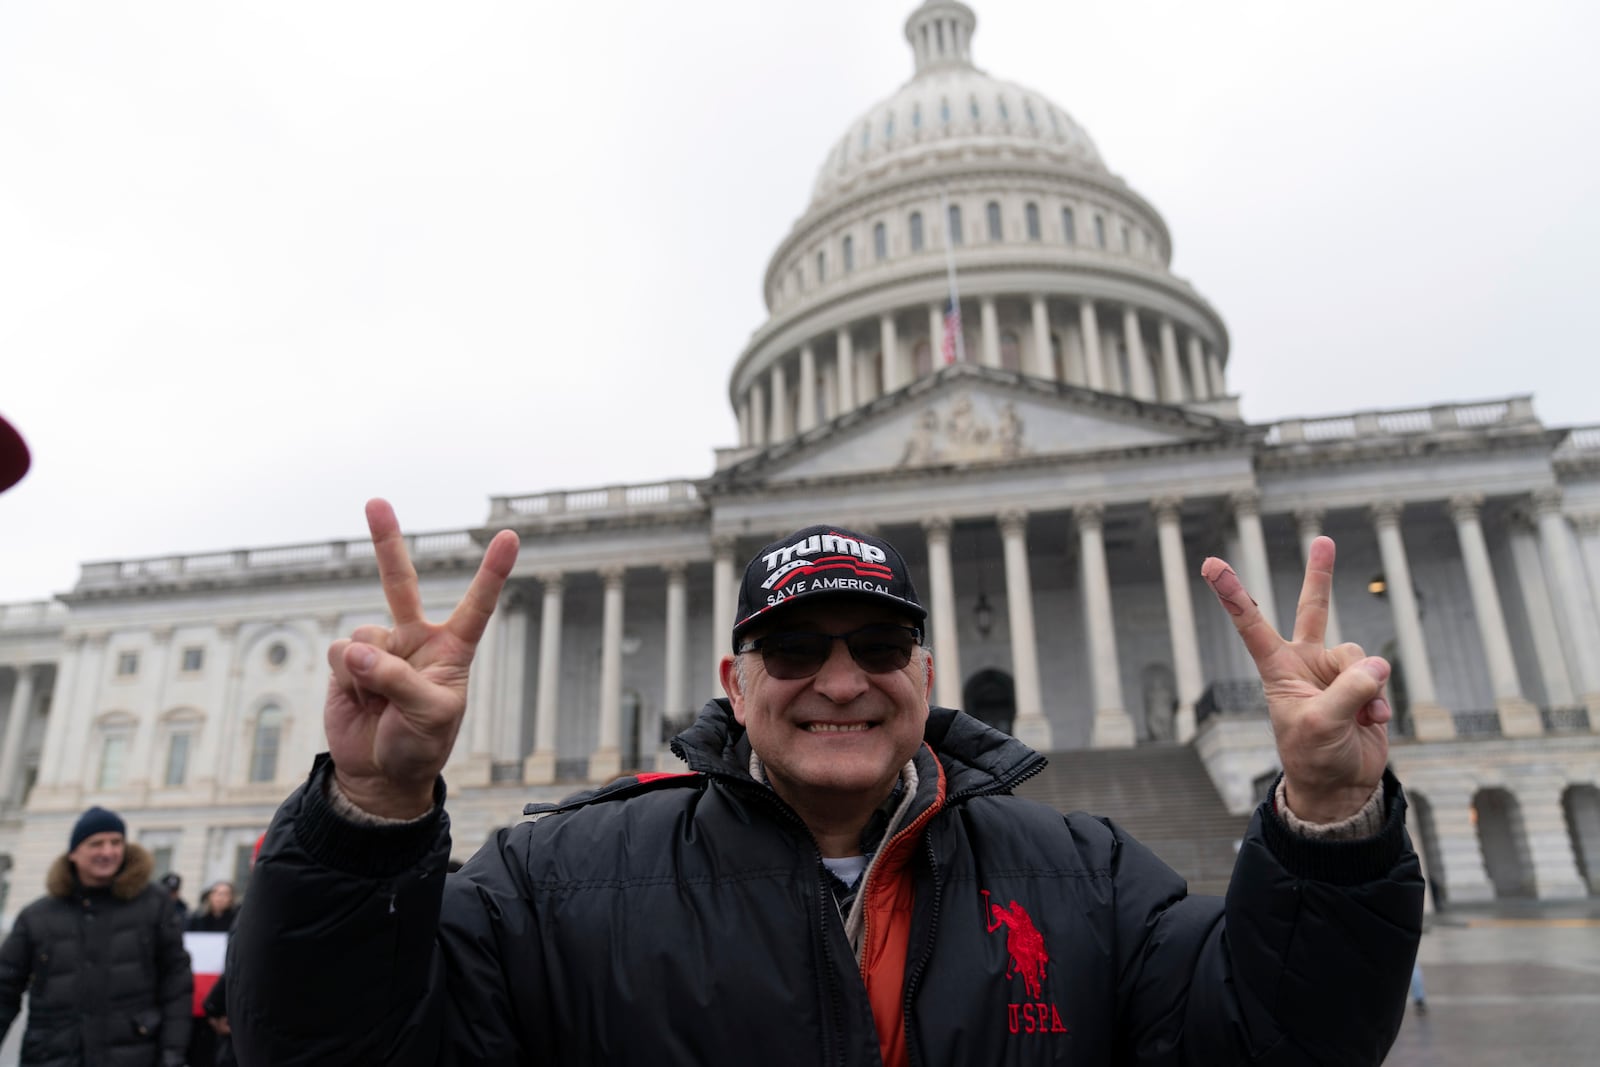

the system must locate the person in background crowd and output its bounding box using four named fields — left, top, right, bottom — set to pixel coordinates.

left=160, top=871, right=190, bottom=925
left=0, top=805, right=192, bottom=1065
left=187, top=881, right=239, bottom=933
left=231, top=503, right=1422, bottom=1066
